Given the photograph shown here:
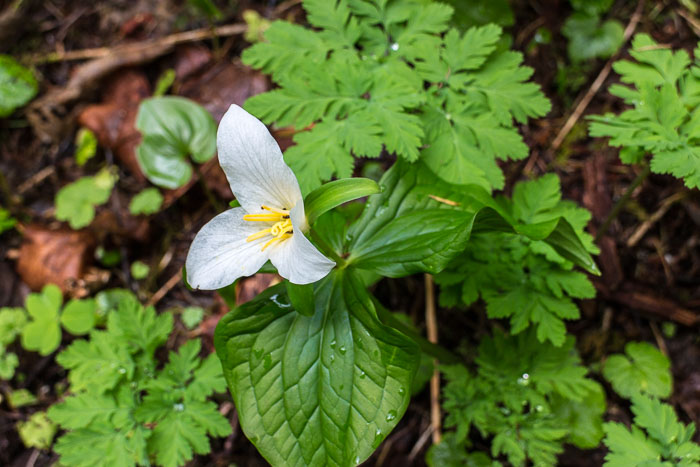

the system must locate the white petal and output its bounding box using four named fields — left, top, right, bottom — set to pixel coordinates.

left=268, top=202, right=335, bottom=284
left=217, top=105, right=302, bottom=213
left=186, top=208, right=270, bottom=290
